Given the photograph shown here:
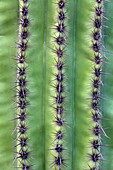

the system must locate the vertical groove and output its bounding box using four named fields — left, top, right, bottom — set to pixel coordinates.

left=72, top=0, right=76, bottom=169
left=42, top=0, right=48, bottom=169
